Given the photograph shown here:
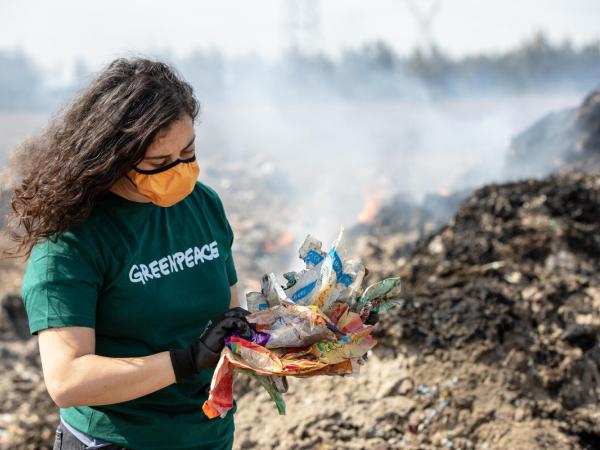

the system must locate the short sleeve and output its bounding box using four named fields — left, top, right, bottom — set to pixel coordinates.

left=21, top=231, right=104, bottom=336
